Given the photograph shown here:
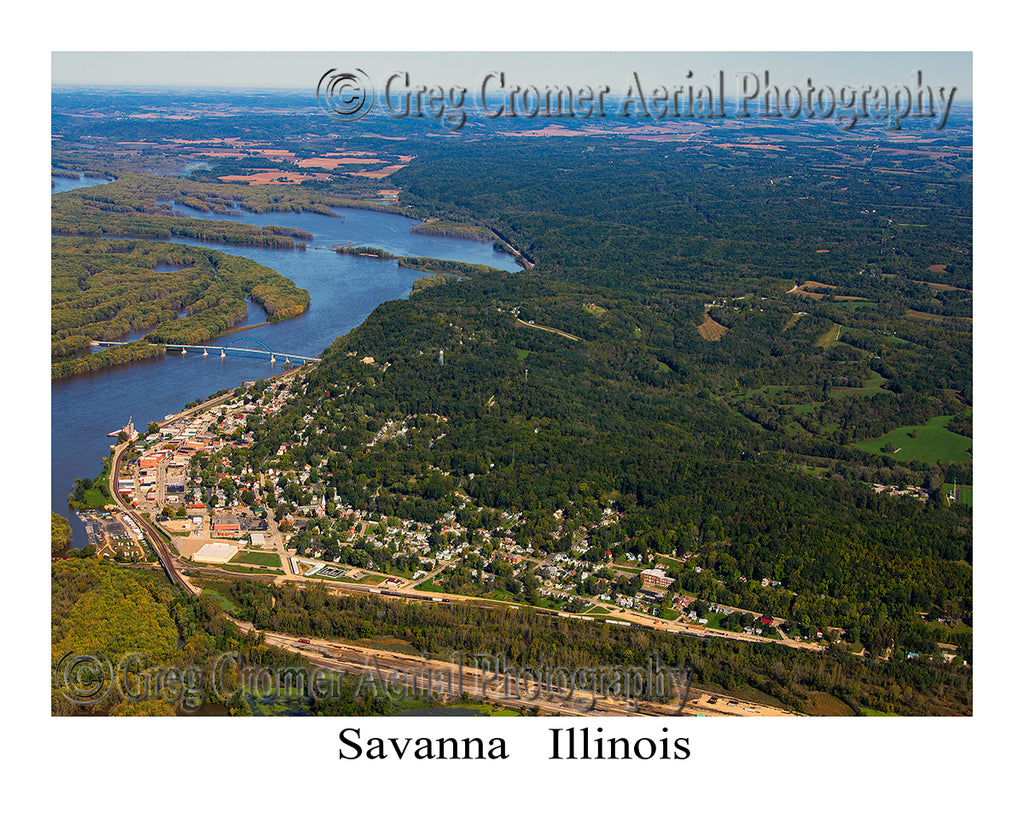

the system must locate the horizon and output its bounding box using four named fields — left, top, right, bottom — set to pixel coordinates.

left=51, top=52, right=973, bottom=100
